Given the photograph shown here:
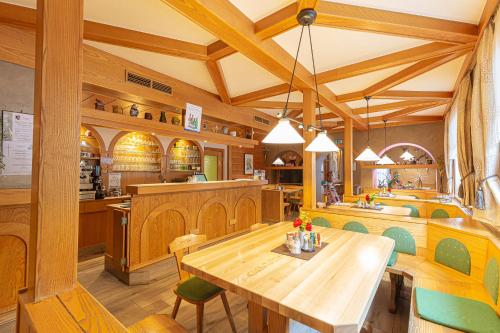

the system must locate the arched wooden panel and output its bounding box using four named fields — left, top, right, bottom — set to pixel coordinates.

left=140, top=209, right=186, bottom=262
left=198, top=202, right=227, bottom=240
left=235, top=197, right=256, bottom=231
left=0, top=235, right=26, bottom=313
